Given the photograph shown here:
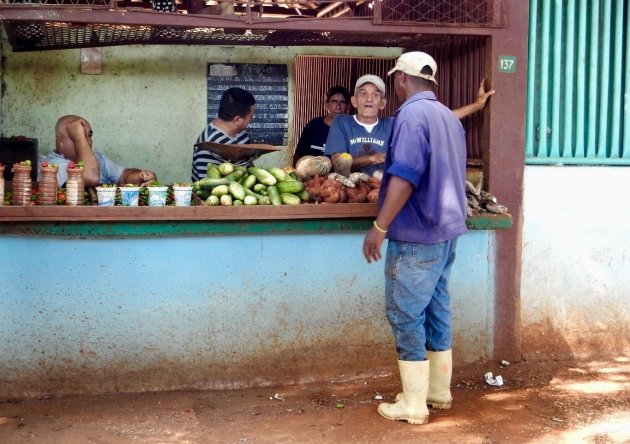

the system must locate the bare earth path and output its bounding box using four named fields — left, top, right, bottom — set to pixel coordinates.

left=1, top=357, right=629, bottom=443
